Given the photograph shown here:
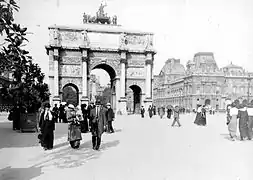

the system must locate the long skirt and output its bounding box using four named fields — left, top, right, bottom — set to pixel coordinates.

left=68, top=123, right=82, bottom=142
left=199, top=116, right=206, bottom=126
left=239, top=118, right=249, bottom=139
left=248, top=116, right=253, bottom=140
left=228, top=115, right=237, bottom=138
left=194, top=112, right=202, bottom=125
